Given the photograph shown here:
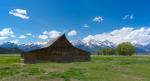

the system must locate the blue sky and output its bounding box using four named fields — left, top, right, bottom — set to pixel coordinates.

left=1, top=0, right=150, bottom=44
